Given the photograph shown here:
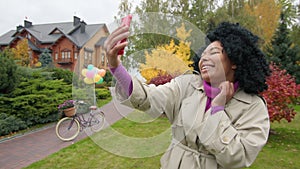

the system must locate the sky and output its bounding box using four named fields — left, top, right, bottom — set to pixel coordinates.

left=0, top=0, right=121, bottom=36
